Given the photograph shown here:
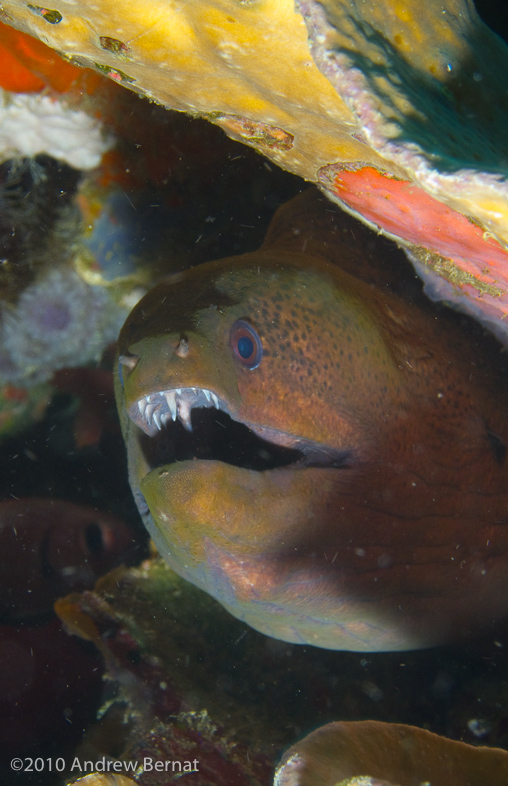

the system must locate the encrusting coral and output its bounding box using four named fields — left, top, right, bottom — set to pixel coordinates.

left=274, top=720, right=508, bottom=786
left=2, top=0, right=508, bottom=337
